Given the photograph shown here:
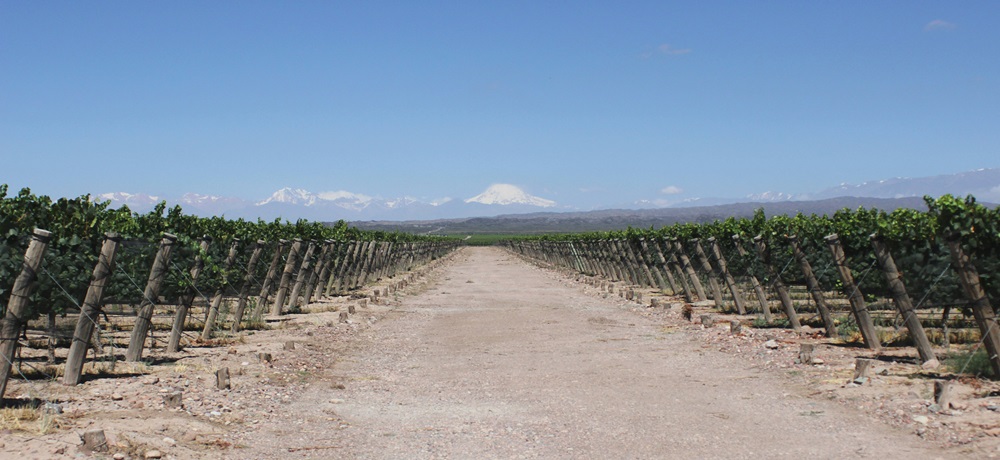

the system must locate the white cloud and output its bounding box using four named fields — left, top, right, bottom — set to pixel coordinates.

left=658, top=44, right=691, bottom=55
left=924, top=19, right=956, bottom=31
left=430, top=197, right=452, bottom=206
left=660, top=185, right=683, bottom=195
left=640, top=44, right=692, bottom=59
